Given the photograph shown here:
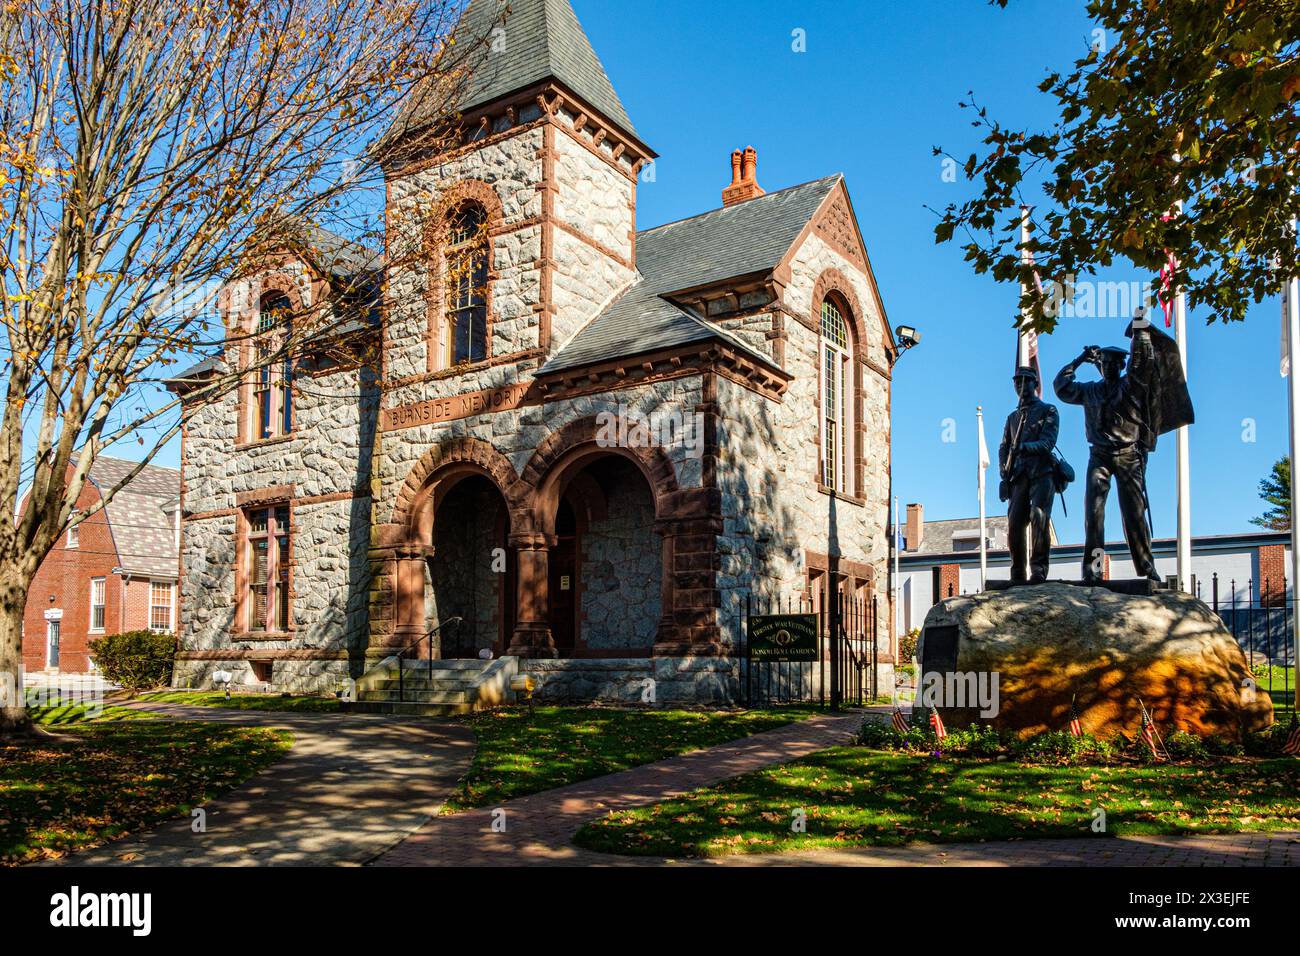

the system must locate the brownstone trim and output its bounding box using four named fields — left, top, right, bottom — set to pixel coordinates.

left=381, top=347, right=545, bottom=392
left=424, top=179, right=504, bottom=375
left=233, top=271, right=307, bottom=447
left=538, top=120, right=557, bottom=352
left=177, top=649, right=352, bottom=661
